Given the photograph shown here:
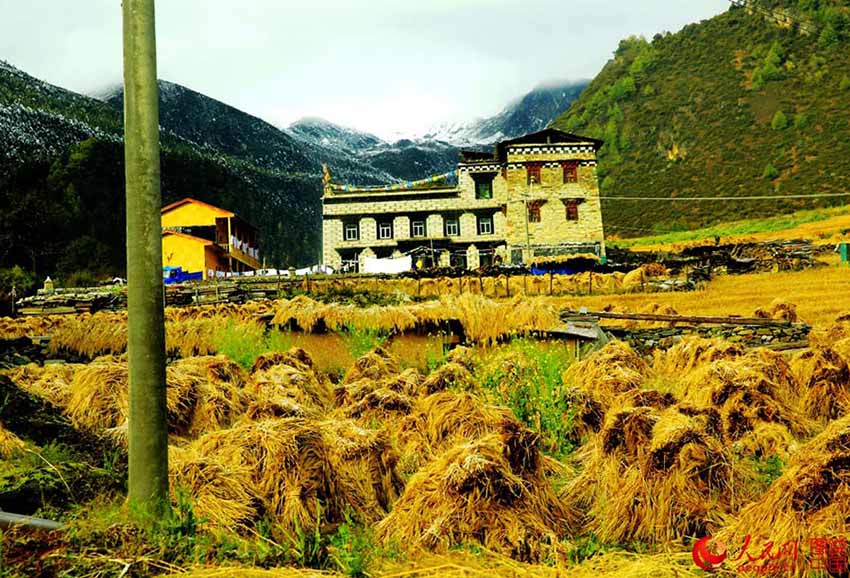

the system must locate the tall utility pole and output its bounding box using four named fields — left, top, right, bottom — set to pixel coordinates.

left=123, top=0, right=169, bottom=516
